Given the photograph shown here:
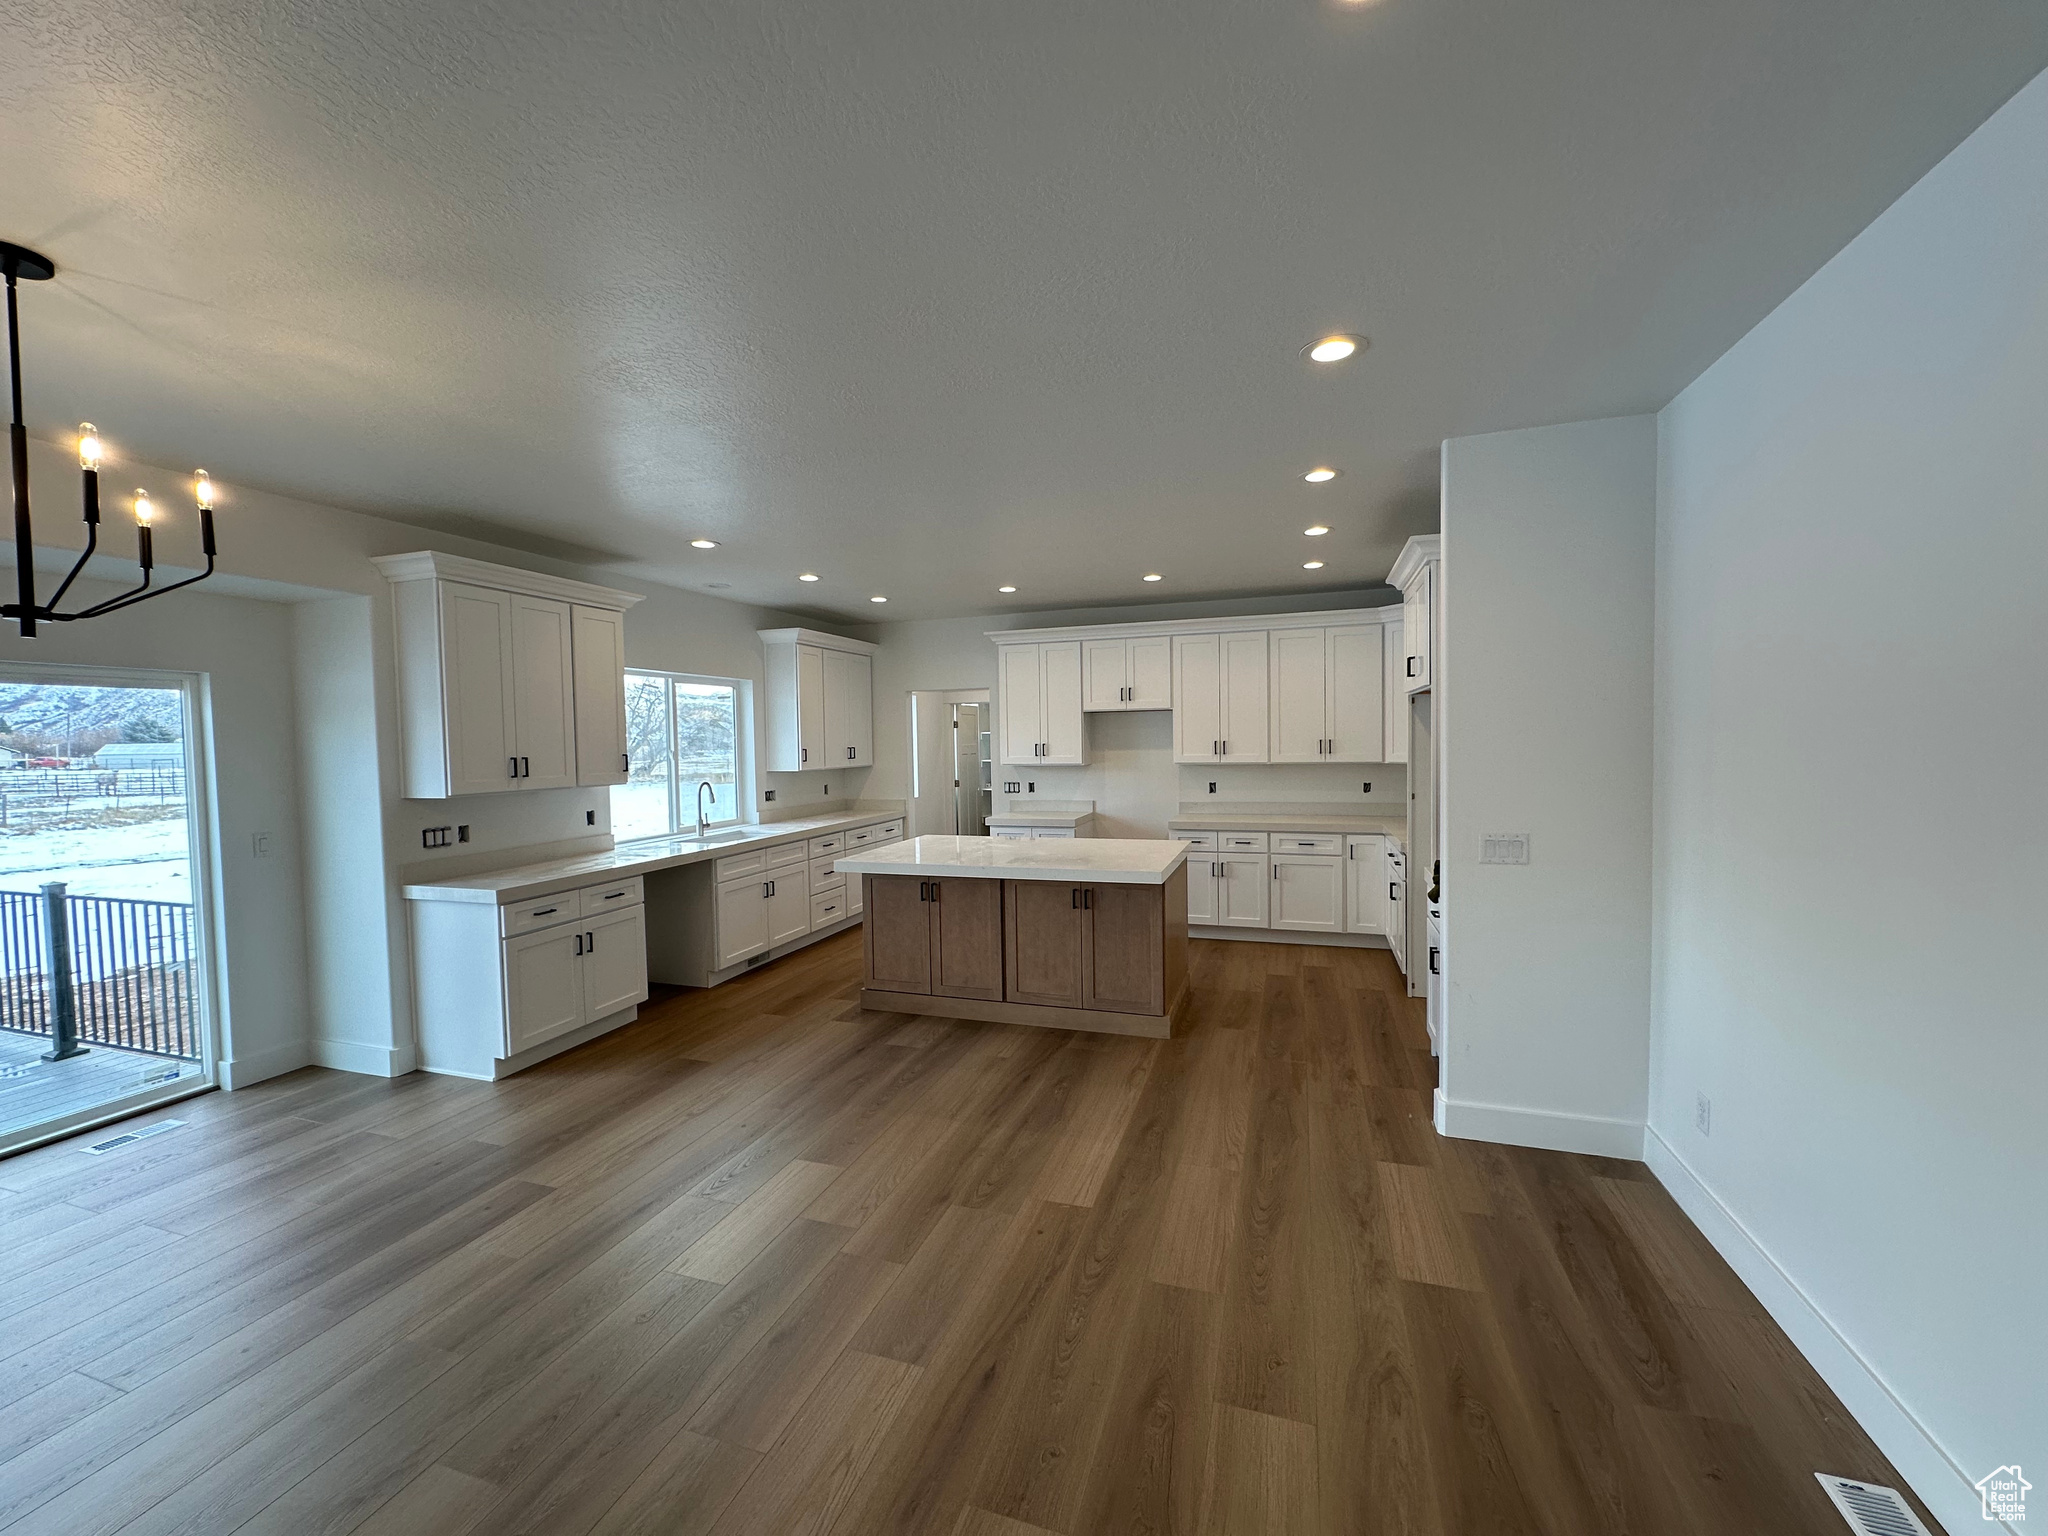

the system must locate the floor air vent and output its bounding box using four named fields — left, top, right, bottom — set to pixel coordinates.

left=1816, top=1475, right=1932, bottom=1536
left=82, top=1119, right=187, bottom=1155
